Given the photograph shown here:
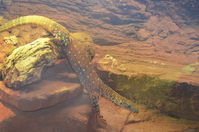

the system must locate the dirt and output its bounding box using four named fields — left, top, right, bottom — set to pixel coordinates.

left=100, top=97, right=199, bottom=132
left=0, top=0, right=198, bottom=131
